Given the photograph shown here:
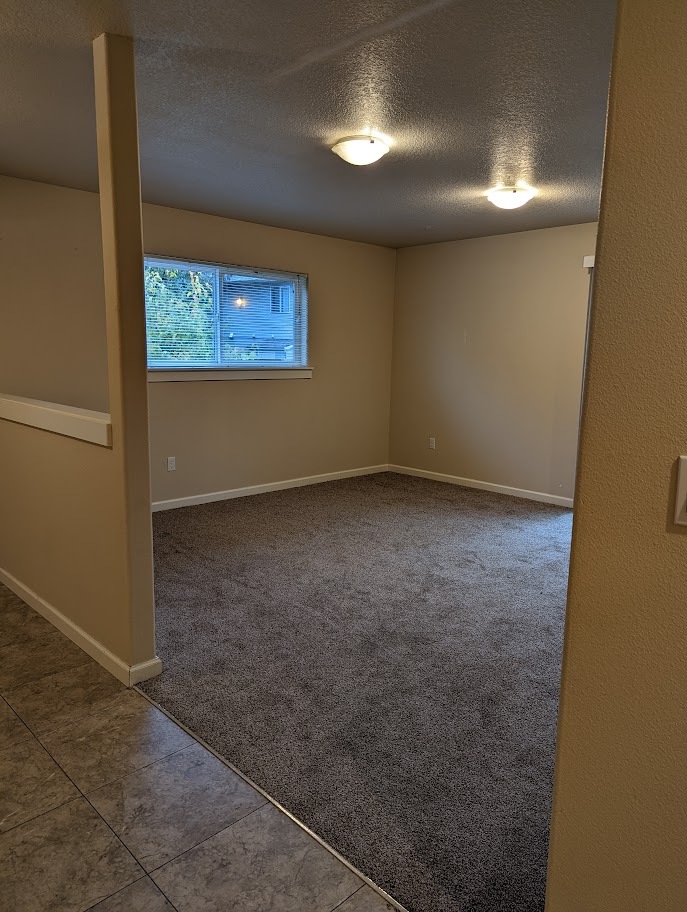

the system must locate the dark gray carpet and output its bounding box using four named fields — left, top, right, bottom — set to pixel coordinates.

left=141, top=473, right=572, bottom=912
